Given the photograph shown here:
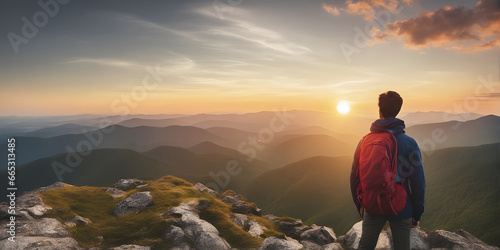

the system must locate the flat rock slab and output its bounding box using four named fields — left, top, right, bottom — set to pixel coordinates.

left=114, top=192, right=153, bottom=216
